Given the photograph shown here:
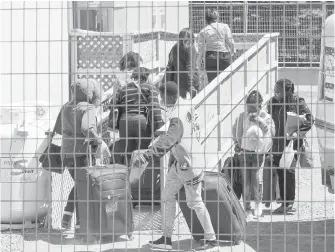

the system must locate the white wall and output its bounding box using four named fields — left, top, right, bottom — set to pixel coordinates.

left=157, top=1, right=189, bottom=33
left=1, top=1, right=69, bottom=118
left=278, top=67, right=319, bottom=86
left=112, top=1, right=189, bottom=34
